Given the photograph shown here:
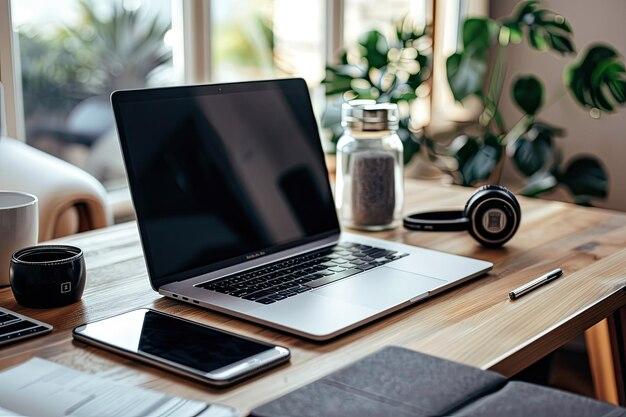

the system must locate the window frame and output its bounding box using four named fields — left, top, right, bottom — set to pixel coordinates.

left=0, top=0, right=24, bottom=139
left=1, top=0, right=447, bottom=140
